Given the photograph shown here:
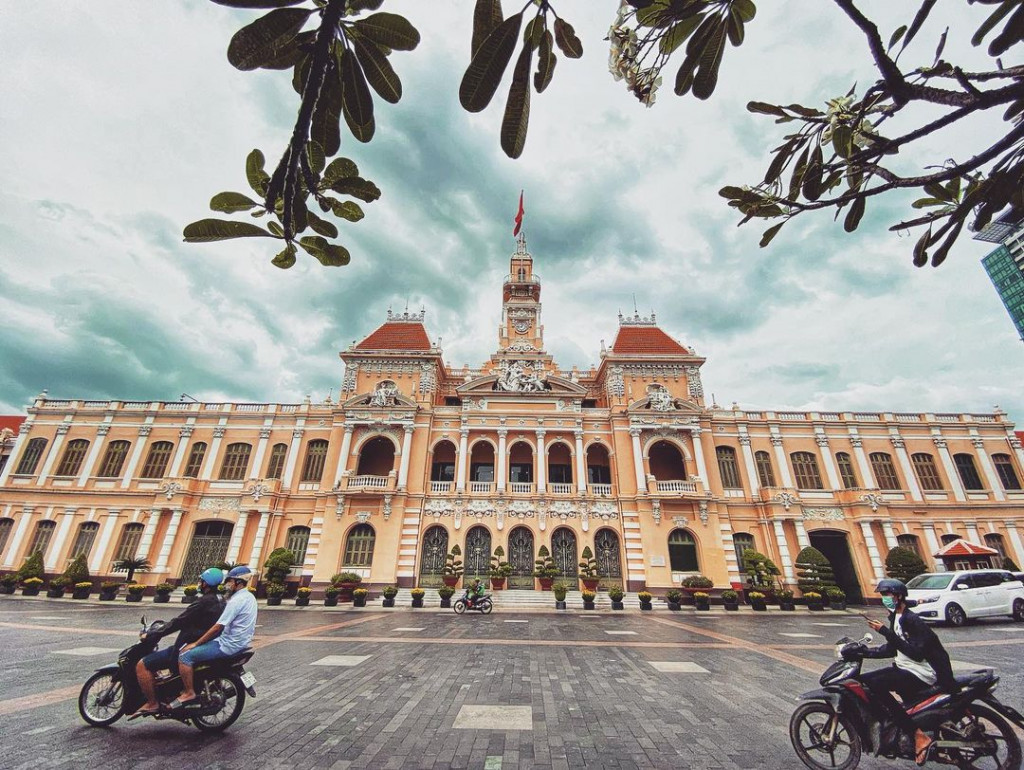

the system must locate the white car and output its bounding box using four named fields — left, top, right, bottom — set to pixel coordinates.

left=906, top=569, right=1024, bottom=627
